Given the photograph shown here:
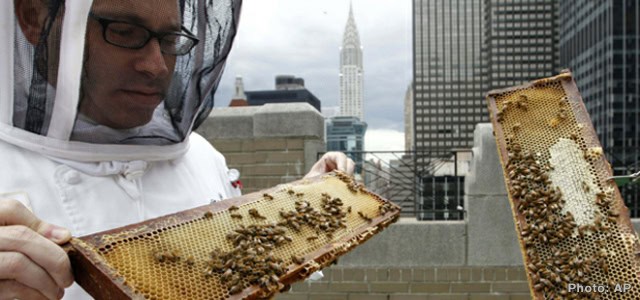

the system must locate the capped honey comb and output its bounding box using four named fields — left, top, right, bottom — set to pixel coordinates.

left=487, top=71, right=640, bottom=299
left=65, top=171, right=400, bottom=299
